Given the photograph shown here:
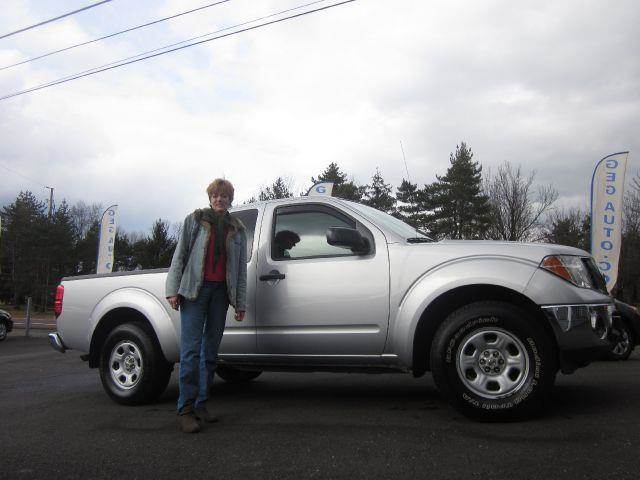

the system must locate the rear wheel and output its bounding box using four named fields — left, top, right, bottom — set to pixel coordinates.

left=216, top=365, right=262, bottom=384
left=99, top=323, right=173, bottom=405
left=0, top=320, right=7, bottom=341
left=430, top=301, right=557, bottom=421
